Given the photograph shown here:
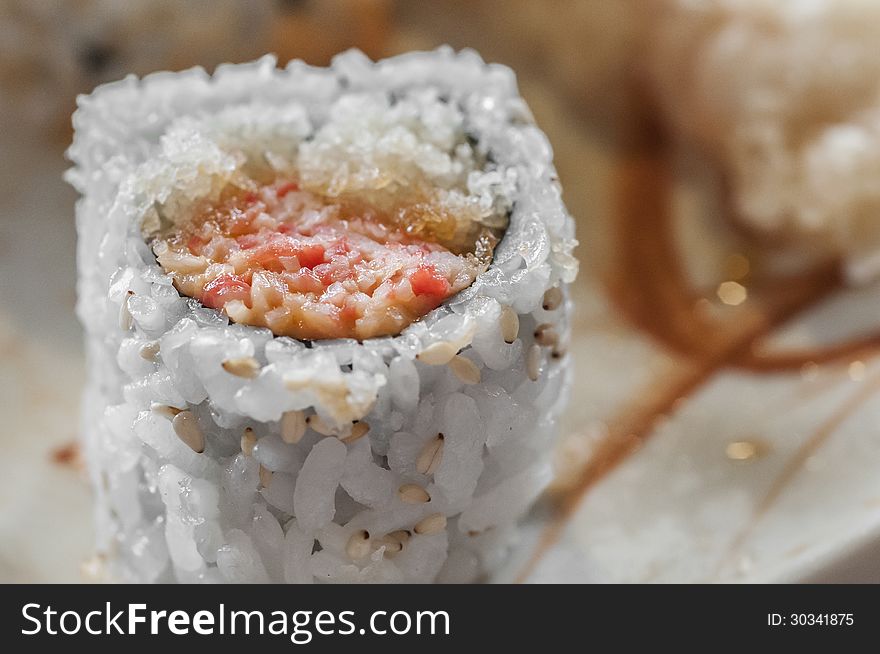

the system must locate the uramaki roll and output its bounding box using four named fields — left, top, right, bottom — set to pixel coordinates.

left=67, top=49, right=578, bottom=583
